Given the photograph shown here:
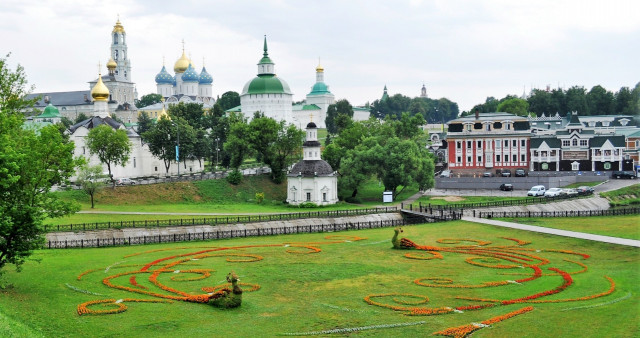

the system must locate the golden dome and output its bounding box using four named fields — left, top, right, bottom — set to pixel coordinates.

left=112, top=19, right=125, bottom=34
left=91, top=74, right=110, bottom=102
left=107, top=57, right=117, bottom=69
left=174, top=51, right=190, bottom=73
left=316, top=63, right=324, bottom=73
